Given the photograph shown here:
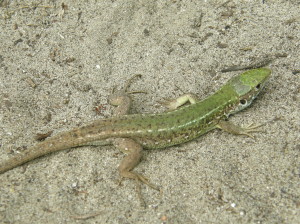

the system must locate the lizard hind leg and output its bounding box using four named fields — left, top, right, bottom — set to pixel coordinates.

left=108, top=74, right=145, bottom=116
left=113, top=138, right=159, bottom=206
